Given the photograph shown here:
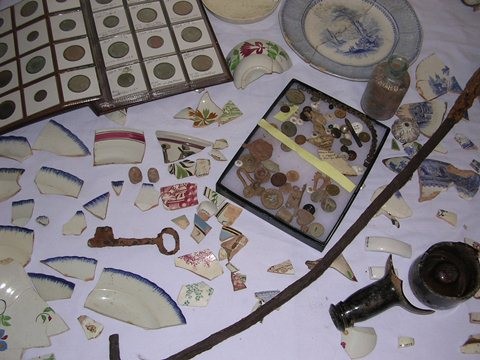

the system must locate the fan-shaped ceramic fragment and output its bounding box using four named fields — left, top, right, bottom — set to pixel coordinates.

left=134, top=183, right=159, bottom=211
left=175, top=249, right=223, bottom=280
left=28, top=272, right=75, bottom=301
left=156, top=131, right=212, bottom=163
left=77, top=315, right=104, bottom=340
left=11, top=198, right=34, bottom=226
left=372, top=185, right=412, bottom=226
left=193, top=92, right=223, bottom=127
left=177, top=281, right=214, bottom=307
left=63, top=210, right=87, bottom=235
left=341, top=326, right=377, bottom=359
left=0, top=135, right=32, bottom=161
left=84, top=268, right=186, bottom=329
left=0, top=168, right=25, bottom=202
left=83, top=192, right=110, bottom=220
left=111, top=180, right=124, bottom=195
left=460, top=334, right=480, bottom=354
left=0, top=225, right=34, bottom=266
left=33, top=119, right=90, bottom=156
left=396, top=100, right=447, bottom=137
left=94, top=128, right=145, bottom=165
left=34, top=166, right=83, bottom=198
left=40, top=256, right=97, bottom=281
